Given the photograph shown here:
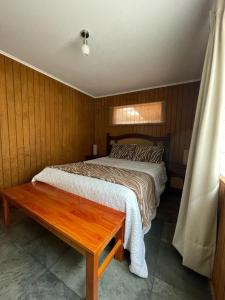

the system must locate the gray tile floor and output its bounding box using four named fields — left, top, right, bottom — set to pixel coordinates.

left=0, top=194, right=211, bottom=300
